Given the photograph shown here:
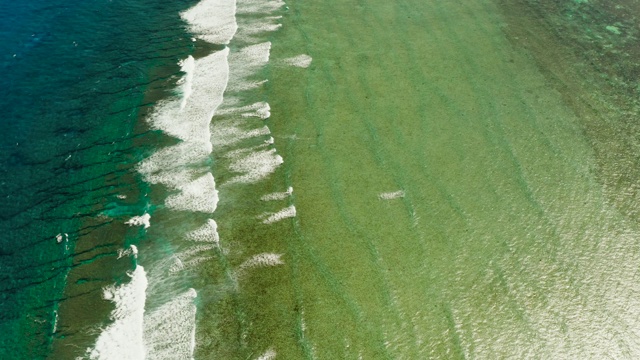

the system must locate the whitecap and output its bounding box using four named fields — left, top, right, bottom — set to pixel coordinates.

left=166, top=173, right=219, bottom=213
left=181, top=0, right=238, bottom=45
left=186, top=219, right=220, bottom=245
left=86, top=266, right=148, bottom=360
left=125, top=213, right=151, bottom=229
left=226, top=147, right=283, bottom=185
